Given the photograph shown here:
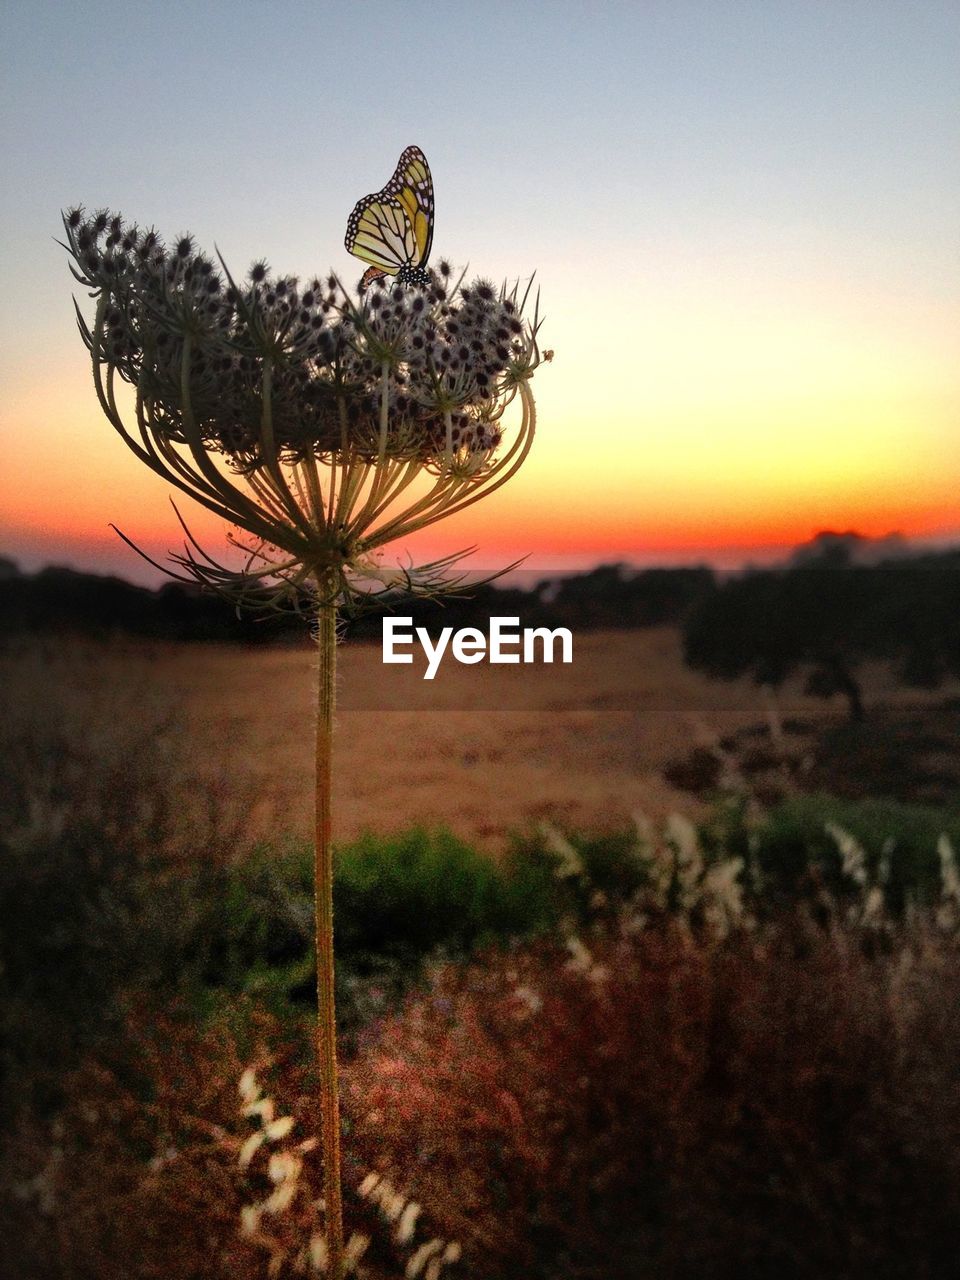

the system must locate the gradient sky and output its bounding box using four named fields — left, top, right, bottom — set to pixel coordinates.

left=1, top=0, right=957, bottom=582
